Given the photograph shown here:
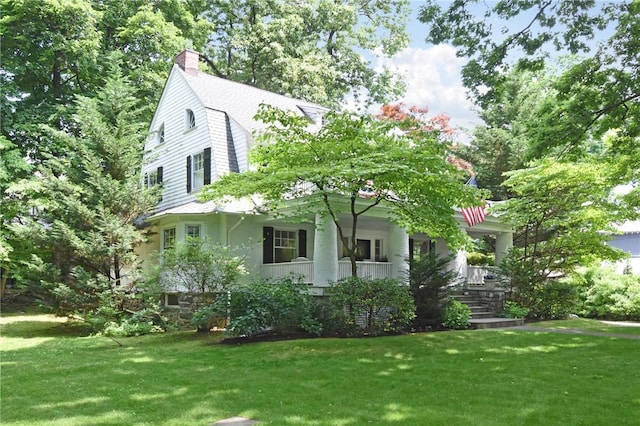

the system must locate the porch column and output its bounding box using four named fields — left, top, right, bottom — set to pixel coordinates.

left=389, top=223, right=409, bottom=281
left=313, top=214, right=338, bottom=287
left=435, top=239, right=466, bottom=279
left=495, top=231, right=513, bottom=264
